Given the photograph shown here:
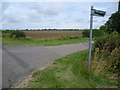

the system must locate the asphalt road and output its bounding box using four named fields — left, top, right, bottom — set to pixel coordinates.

left=2, top=42, right=88, bottom=88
